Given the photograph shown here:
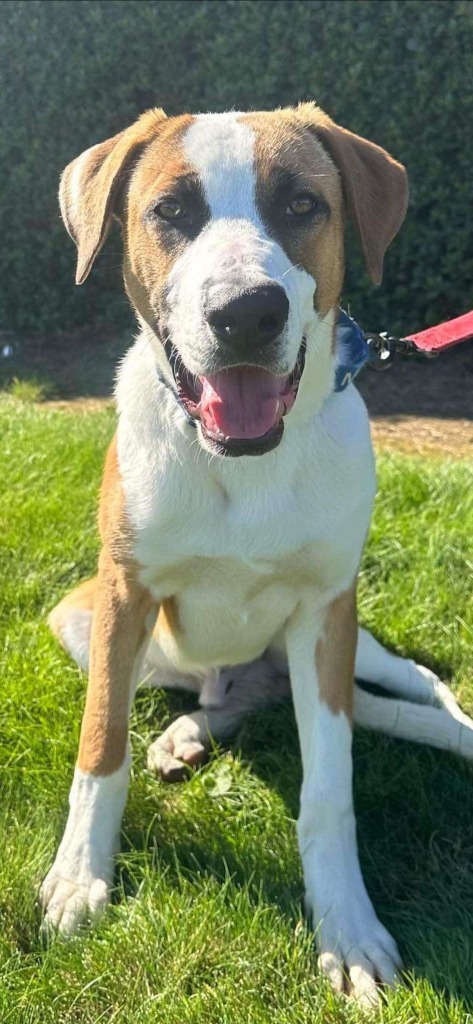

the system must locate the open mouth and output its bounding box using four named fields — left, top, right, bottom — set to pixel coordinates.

left=165, top=341, right=306, bottom=457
